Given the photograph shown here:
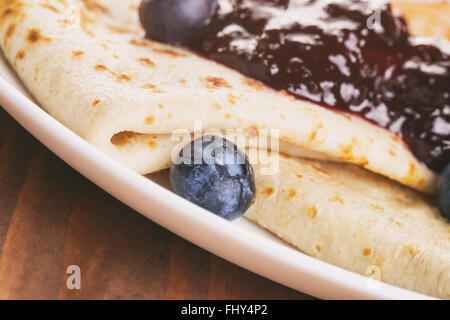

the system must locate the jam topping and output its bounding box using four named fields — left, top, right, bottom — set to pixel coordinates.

left=184, top=0, right=450, bottom=172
